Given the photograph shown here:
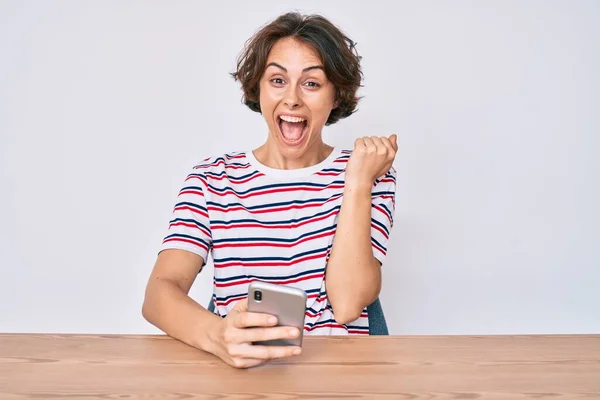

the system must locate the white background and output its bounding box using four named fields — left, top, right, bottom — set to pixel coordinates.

left=1, top=0, right=598, bottom=334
